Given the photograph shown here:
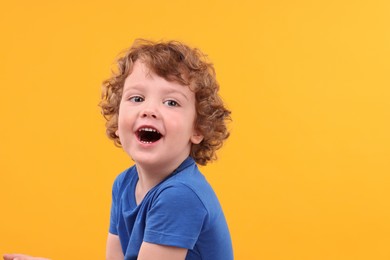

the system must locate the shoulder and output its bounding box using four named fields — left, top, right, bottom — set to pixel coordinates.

left=154, top=164, right=208, bottom=205
left=111, top=165, right=137, bottom=196
left=113, top=165, right=136, bottom=185
left=153, top=181, right=206, bottom=208
left=149, top=166, right=219, bottom=217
